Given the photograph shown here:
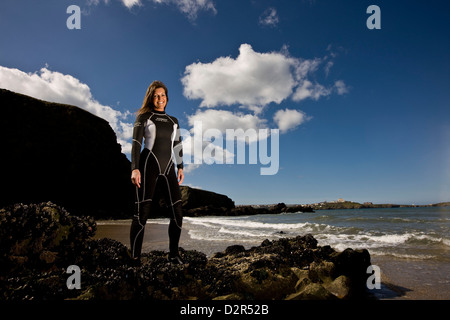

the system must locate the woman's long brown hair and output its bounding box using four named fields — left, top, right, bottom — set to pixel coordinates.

left=137, top=80, right=169, bottom=115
